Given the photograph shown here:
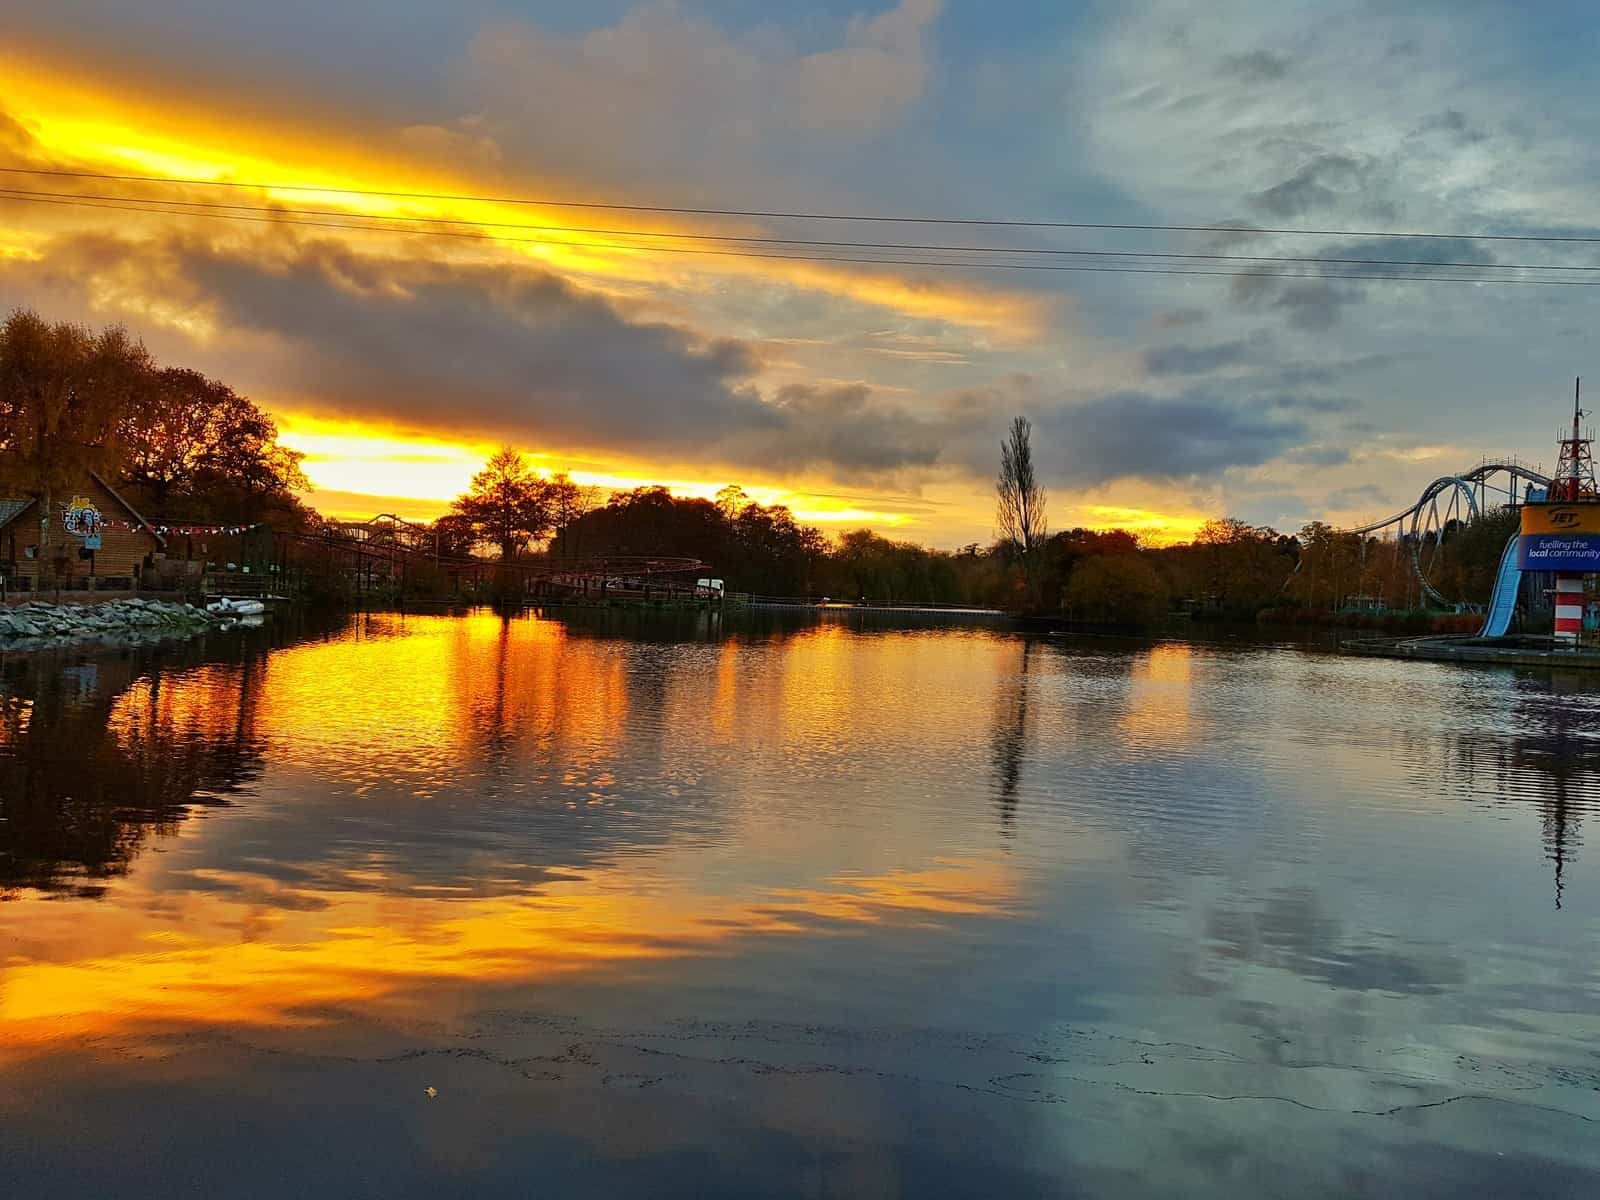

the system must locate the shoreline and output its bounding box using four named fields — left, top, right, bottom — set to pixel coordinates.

left=1340, top=633, right=1600, bottom=669
left=0, top=597, right=222, bottom=651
